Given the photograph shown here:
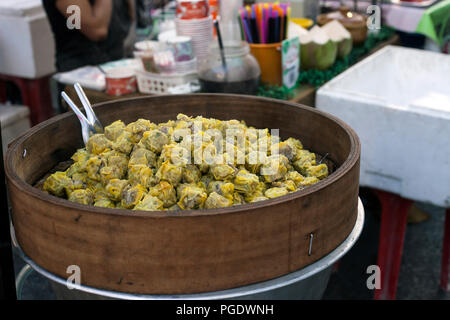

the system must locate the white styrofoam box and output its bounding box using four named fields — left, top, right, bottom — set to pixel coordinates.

left=0, top=0, right=55, bottom=78
left=0, top=104, right=30, bottom=155
left=316, top=45, right=450, bottom=207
